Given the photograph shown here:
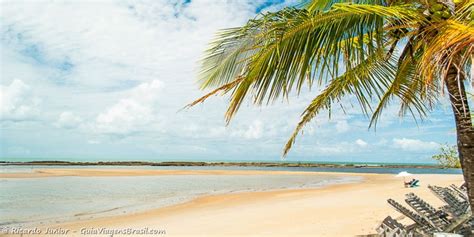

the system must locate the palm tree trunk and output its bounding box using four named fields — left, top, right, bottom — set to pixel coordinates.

left=445, top=64, right=474, bottom=212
